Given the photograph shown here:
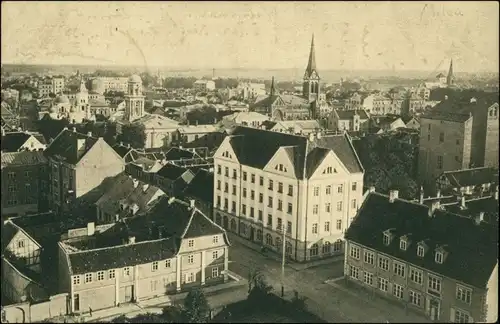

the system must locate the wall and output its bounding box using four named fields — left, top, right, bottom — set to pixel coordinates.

left=485, top=263, right=498, bottom=323
left=484, top=105, right=499, bottom=168
left=1, top=293, right=68, bottom=323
